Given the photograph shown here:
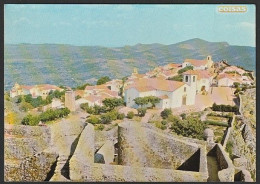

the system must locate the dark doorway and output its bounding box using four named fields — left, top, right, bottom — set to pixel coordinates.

left=201, top=86, right=206, bottom=91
